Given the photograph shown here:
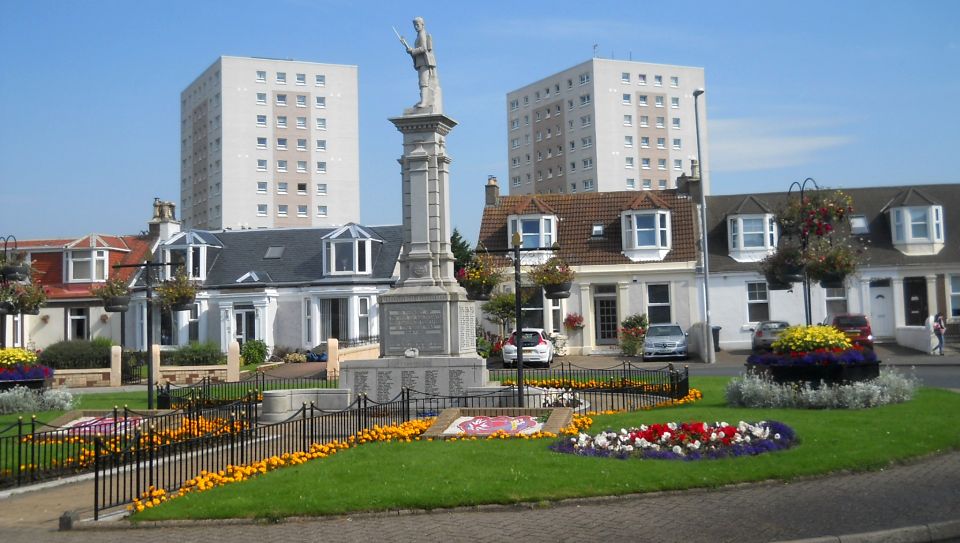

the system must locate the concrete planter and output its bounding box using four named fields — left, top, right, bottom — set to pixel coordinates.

left=746, top=361, right=880, bottom=387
